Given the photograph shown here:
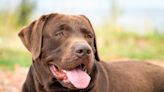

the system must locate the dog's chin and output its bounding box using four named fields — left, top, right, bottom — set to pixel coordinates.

left=49, top=63, right=92, bottom=90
